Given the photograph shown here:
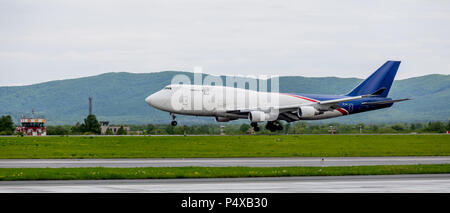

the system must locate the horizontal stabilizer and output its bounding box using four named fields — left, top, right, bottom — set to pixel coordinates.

left=361, top=98, right=411, bottom=105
